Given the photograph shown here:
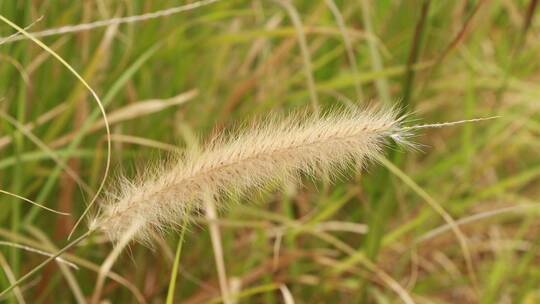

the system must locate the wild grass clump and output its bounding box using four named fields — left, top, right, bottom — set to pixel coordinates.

left=93, top=106, right=408, bottom=242
left=2, top=1, right=532, bottom=302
